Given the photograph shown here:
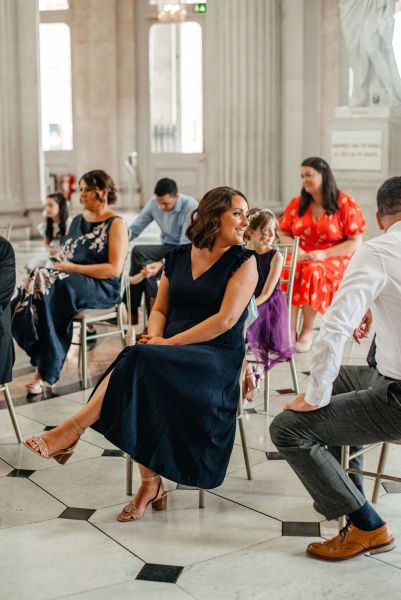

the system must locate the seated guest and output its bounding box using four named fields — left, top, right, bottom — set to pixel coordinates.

left=278, top=157, right=366, bottom=352
left=243, top=208, right=295, bottom=400
left=128, top=177, right=197, bottom=322
left=27, top=192, right=72, bottom=270
left=23, top=187, right=258, bottom=523
left=0, top=235, right=16, bottom=388
left=270, top=177, right=401, bottom=561
left=12, top=170, right=128, bottom=394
